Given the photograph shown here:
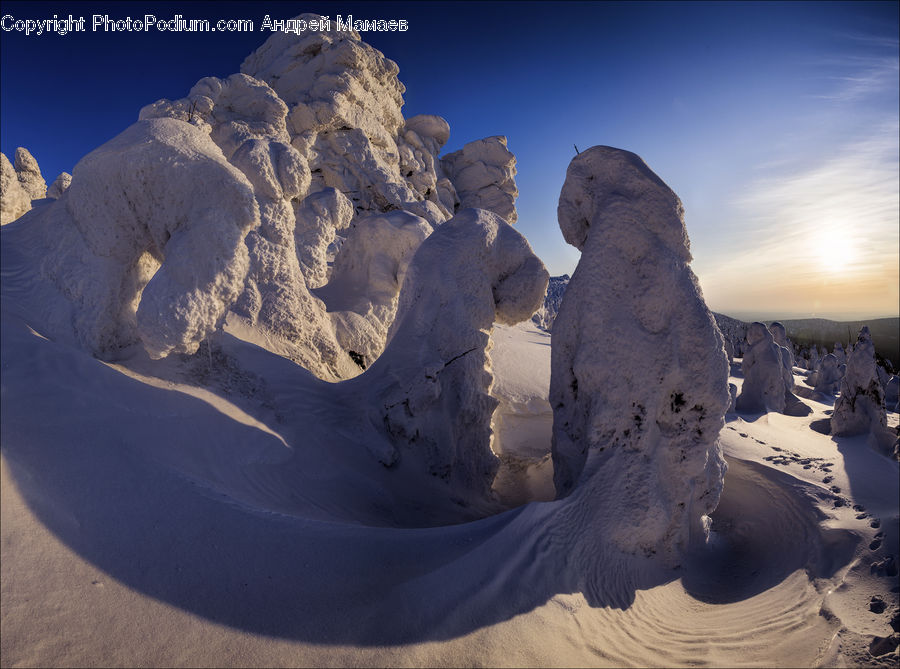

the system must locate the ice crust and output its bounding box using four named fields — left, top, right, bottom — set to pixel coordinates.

left=832, top=327, right=887, bottom=437
left=550, top=146, right=729, bottom=566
